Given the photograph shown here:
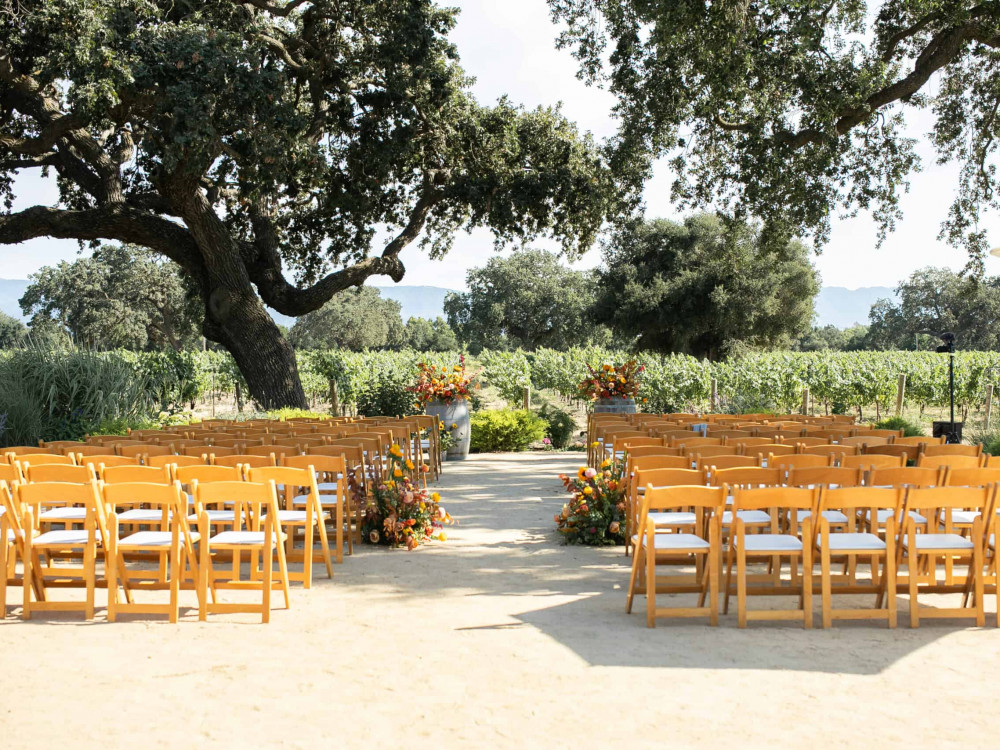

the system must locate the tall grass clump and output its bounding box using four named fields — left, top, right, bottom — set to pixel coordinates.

left=0, top=346, right=157, bottom=446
